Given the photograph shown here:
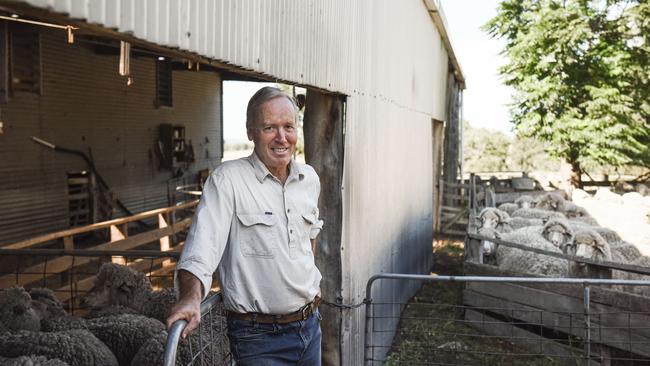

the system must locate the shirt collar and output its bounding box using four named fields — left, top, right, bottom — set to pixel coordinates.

left=248, top=152, right=304, bottom=183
